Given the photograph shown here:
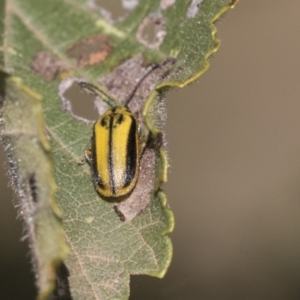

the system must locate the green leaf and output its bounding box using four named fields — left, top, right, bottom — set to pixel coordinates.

left=0, top=77, right=69, bottom=300
left=0, top=0, right=237, bottom=299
